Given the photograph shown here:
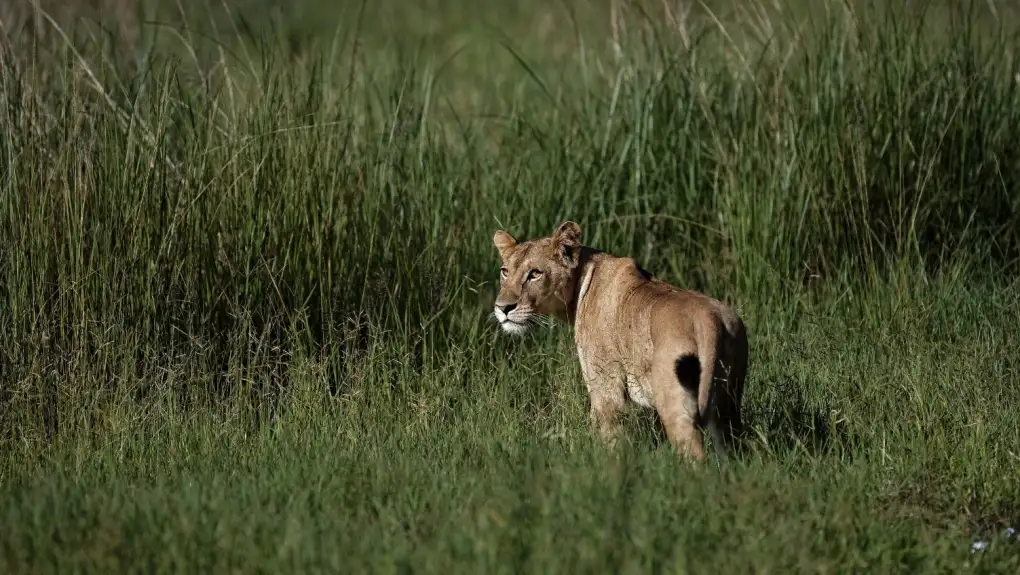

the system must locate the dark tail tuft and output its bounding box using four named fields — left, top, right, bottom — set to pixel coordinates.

left=674, top=355, right=700, bottom=393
